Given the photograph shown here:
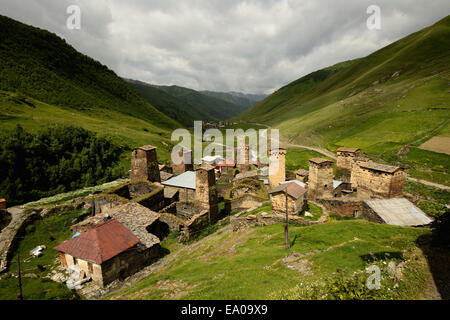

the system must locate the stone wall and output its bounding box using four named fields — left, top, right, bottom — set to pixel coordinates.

left=308, top=160, right=334, bottom=199
left=100, top=244, right=160, bottom=287
left=357, top=169, right=404, bottom=199
left=270, top=193, right=305, bottom=214
left=184, top=210, right=210, bottom=238
left=230, top=211, right=327, bottom=232
left=337, top=150, right=360, bottom=171
left=230, top=195, right=268, bottom=212
left=195, top=167, right=219, bottom=223
left=316, top=199, right=365, bottom=217
left=130, top=147, right=161, bottom=183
